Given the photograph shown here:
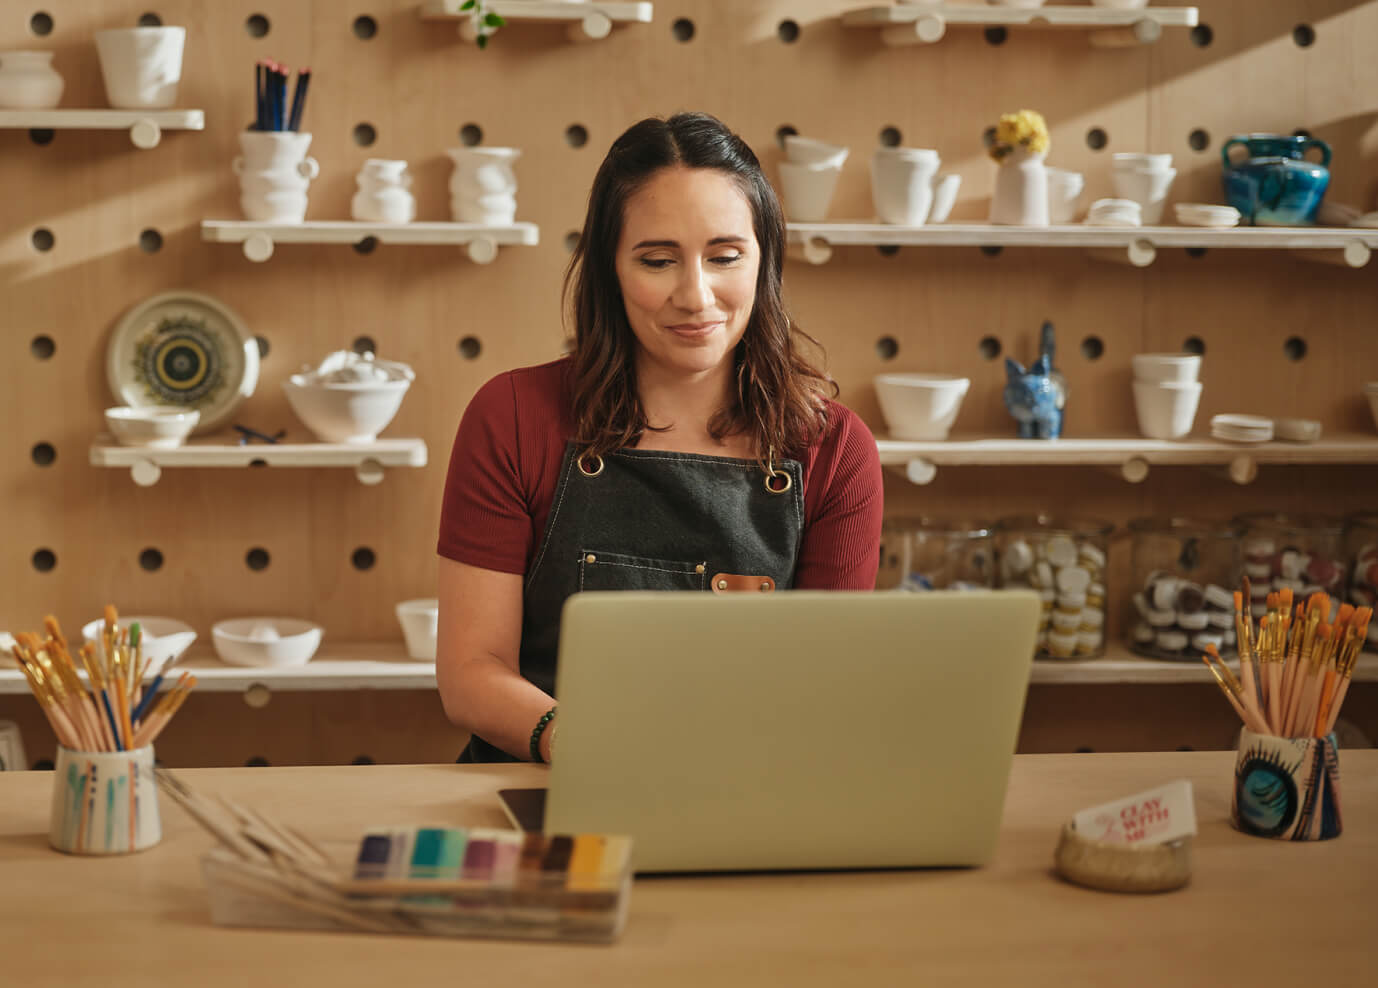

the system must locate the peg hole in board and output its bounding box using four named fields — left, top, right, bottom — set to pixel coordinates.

left=778, top=20, right=799, bottom=43
left=459, top=123, right=483, bottom=146
left=139, top=228, right=163, bottom=253
left=31, top=442, right=56, bottom=466
left=31, top=335, right=56, bottom=360
left=246, top=13, right=270, bottom=38
left=139, top=548, right=164, bottom=572
left=979, top=337, right=1002, bottom=361
left=672, top=18, right=695, bottom=42
left=879, top=126, right=902, bottom=147
left=30, top=11, right=53, bottom=35
left=33, top=548, right=56, bottom=572
left=352, top=547, right=376, bottom=571
left=458, top=336, right=482, bottom=359
left=353, top=15, right=378, bottom=39
left=246, top=547, right=270, bottom=571
left=876, top=337, right=899, bottom=361
left=353, top=122, right=377, bottom=147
